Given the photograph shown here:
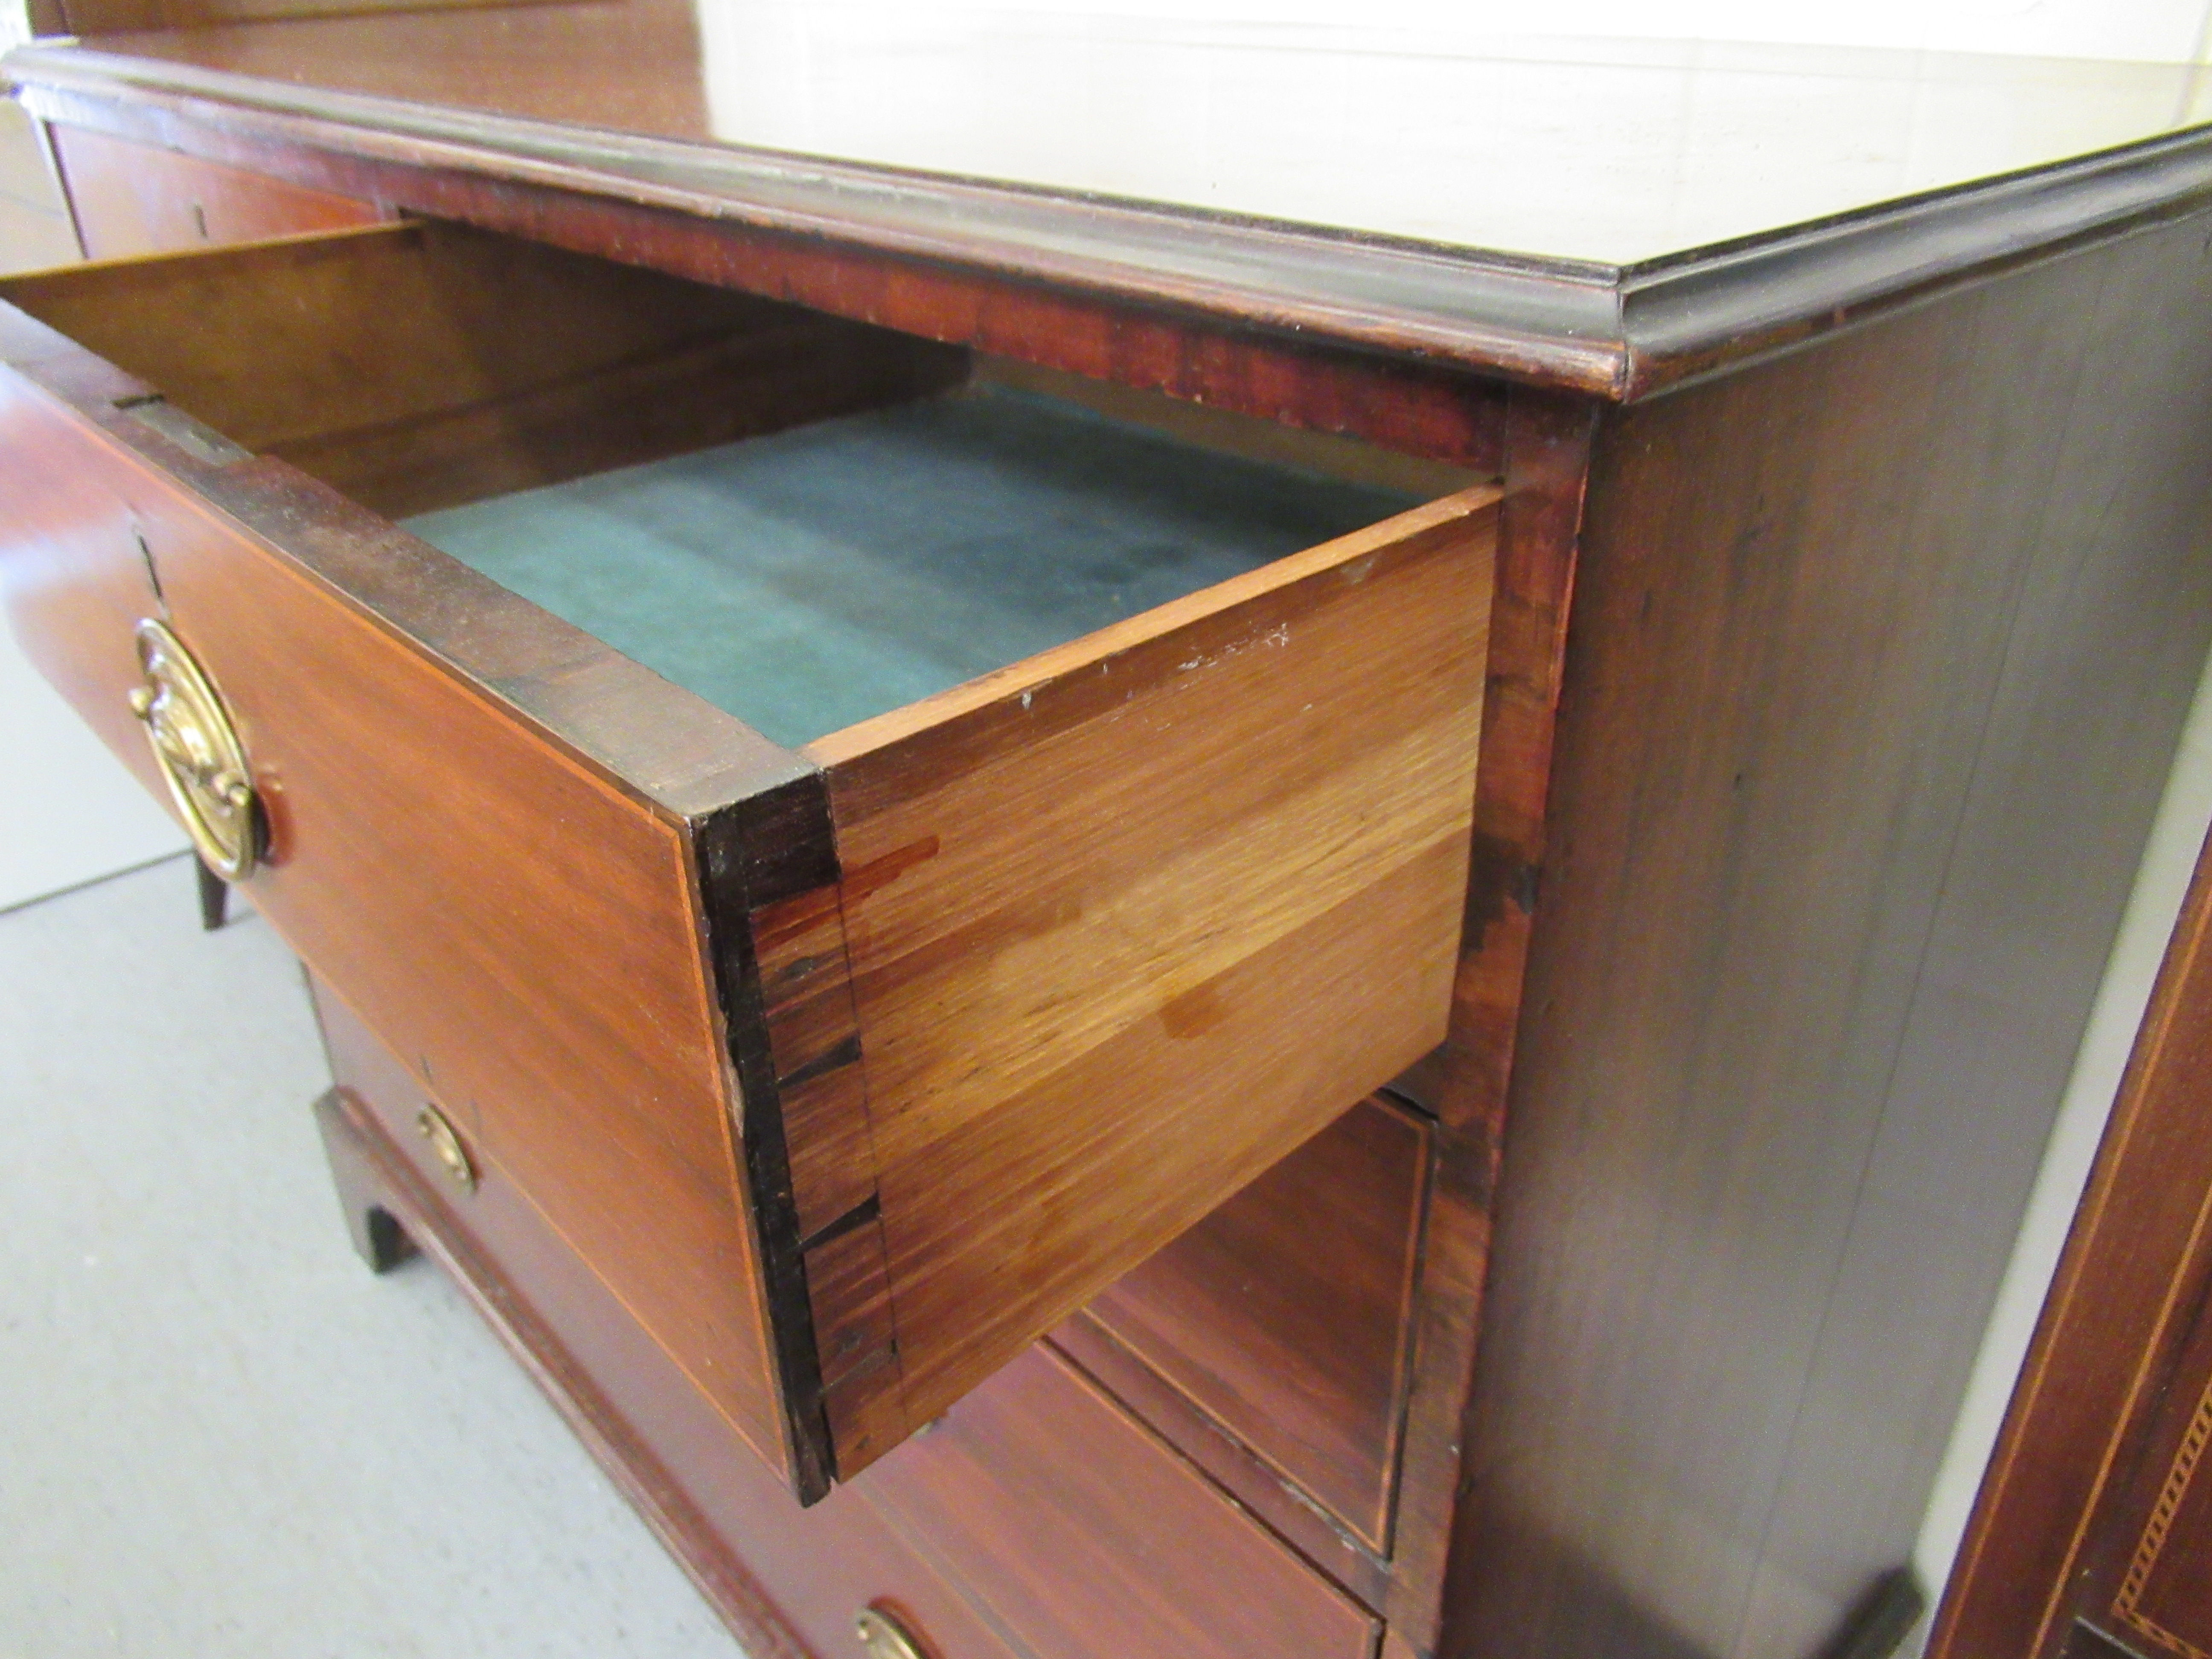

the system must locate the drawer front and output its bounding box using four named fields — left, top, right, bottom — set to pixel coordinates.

left=0, top=305, right=799, bottom=1488
left=49, top=125, right=387, bottom=260
left=867, top=1345, right=1380, bottom=1659
left=325, top=990, right=1374, bottom=1659
left=0, top=221, right=1496, bottom=1501
left=314, top=986, right=1023, bottom=1659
